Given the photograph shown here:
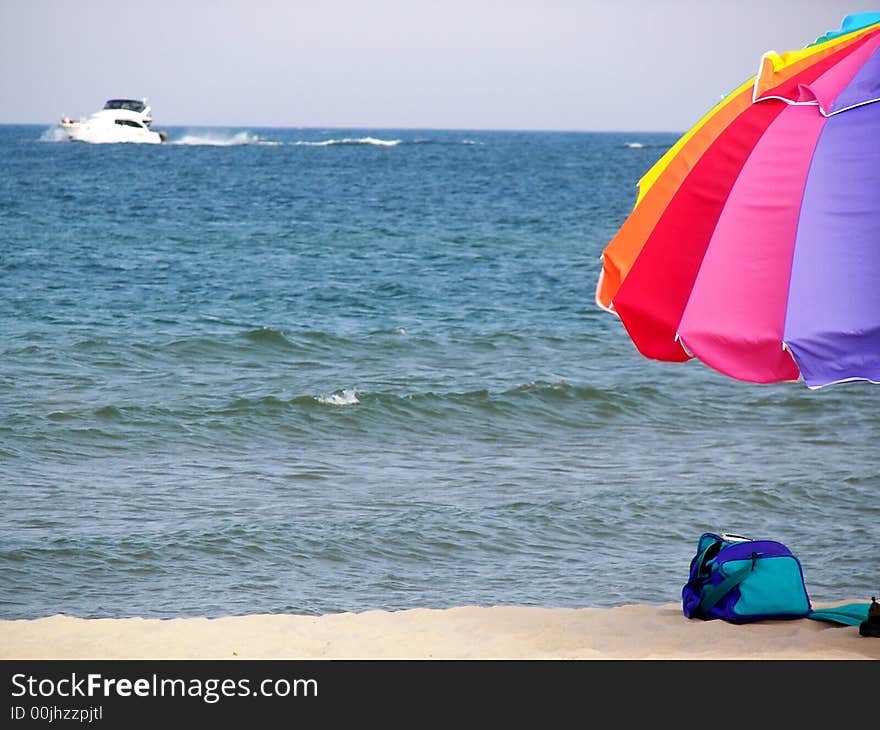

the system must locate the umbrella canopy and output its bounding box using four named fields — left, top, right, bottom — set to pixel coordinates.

left=596, top=12, right=880, bottom=389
